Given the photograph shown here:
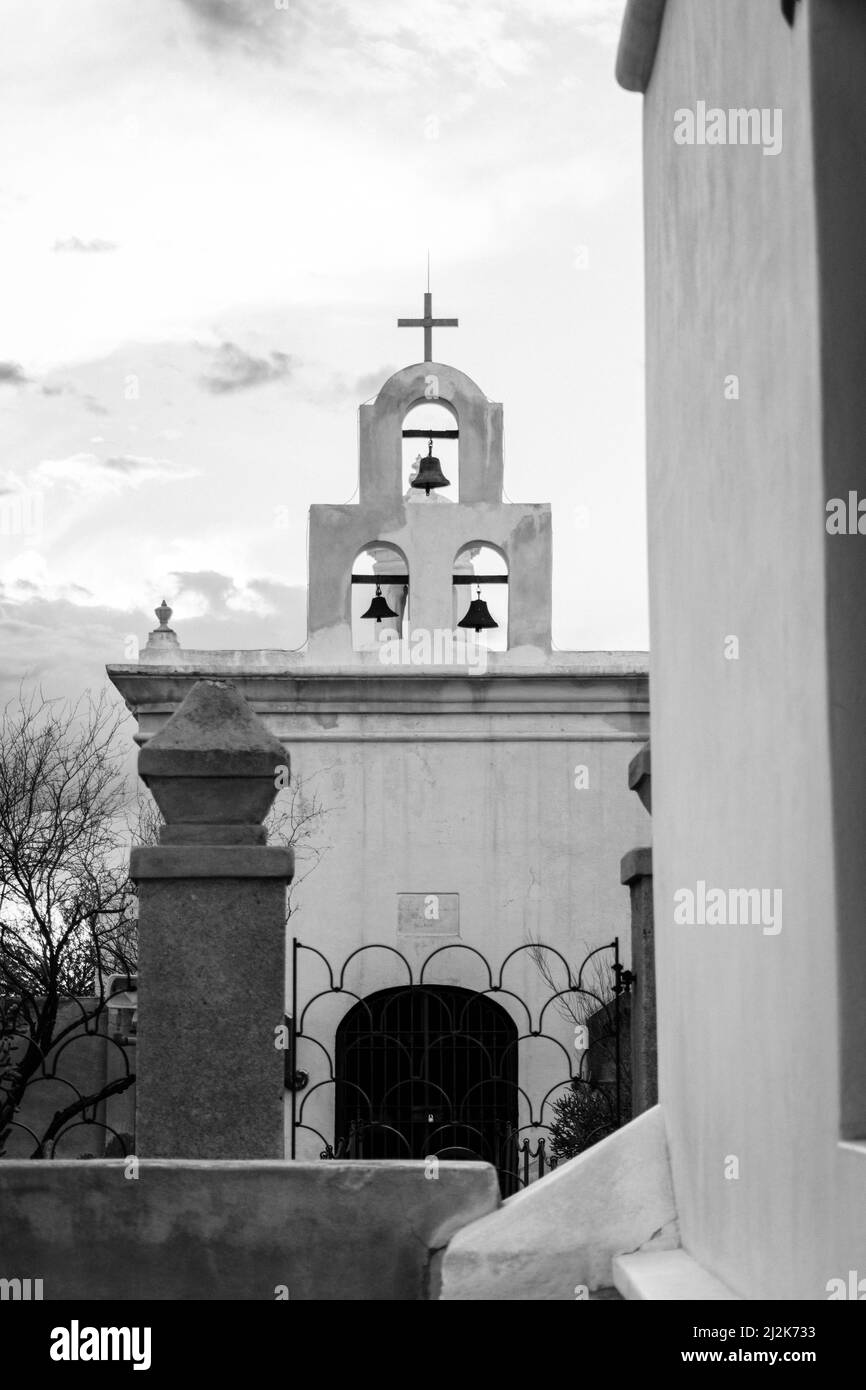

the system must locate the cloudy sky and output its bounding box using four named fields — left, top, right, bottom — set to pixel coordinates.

left=0, top=0, right=646, bottom=703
